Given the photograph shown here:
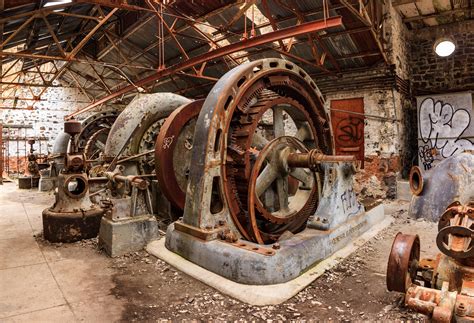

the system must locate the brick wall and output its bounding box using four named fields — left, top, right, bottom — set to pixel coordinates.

left=0, top=83, right=94, bottom=175
left=410, top=20, right=474, bottom=94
